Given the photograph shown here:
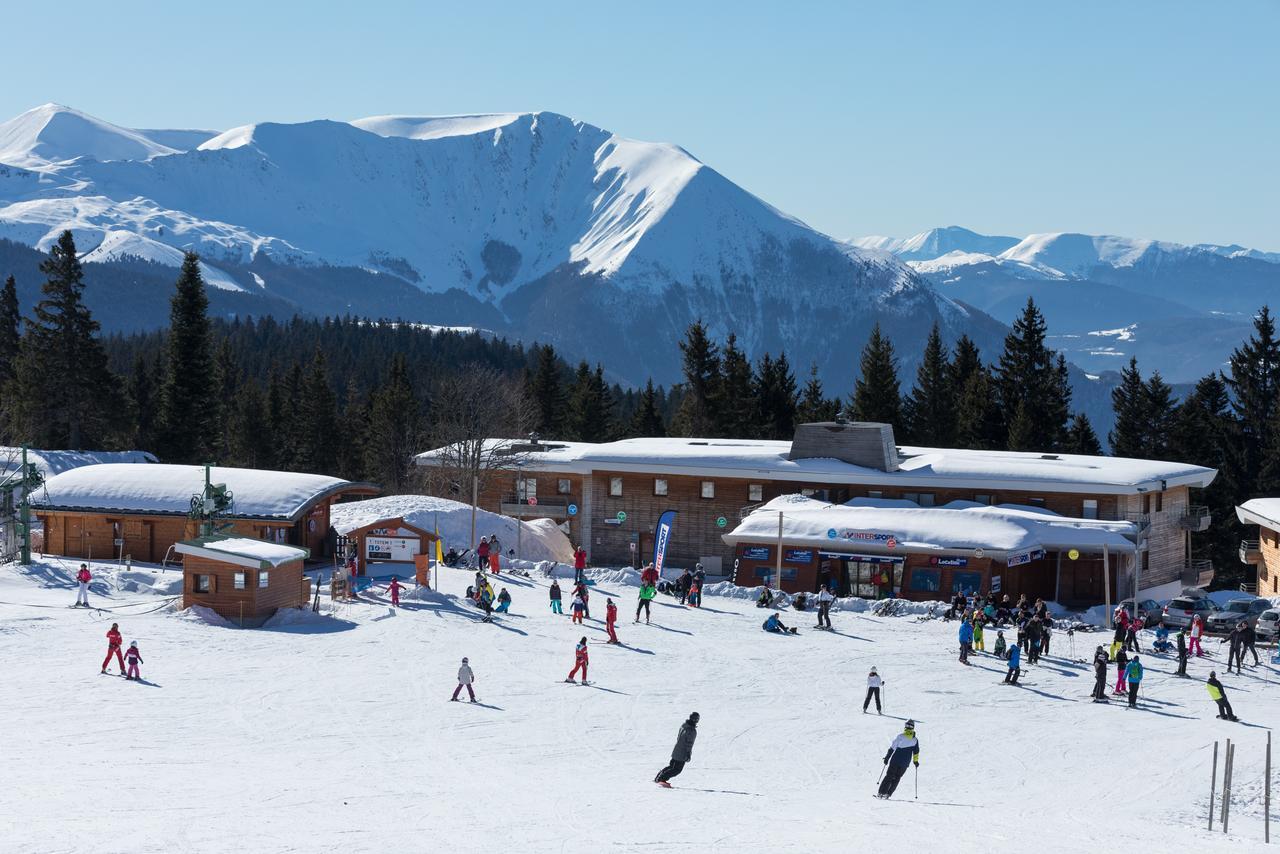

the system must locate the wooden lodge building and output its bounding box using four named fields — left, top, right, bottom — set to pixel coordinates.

left=31, top=463, right=377, bottom=565
left=1236, top=499, right=1280, bottom=596
left=177, top=534, right=311, bottom=626
left=416, top=422, right=1217, bottom=608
